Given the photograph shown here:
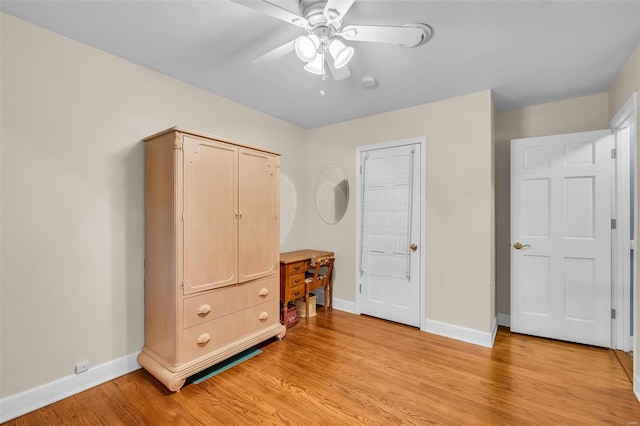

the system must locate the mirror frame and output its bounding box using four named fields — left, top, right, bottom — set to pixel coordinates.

left=315, top=164, right=349, bottom=225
